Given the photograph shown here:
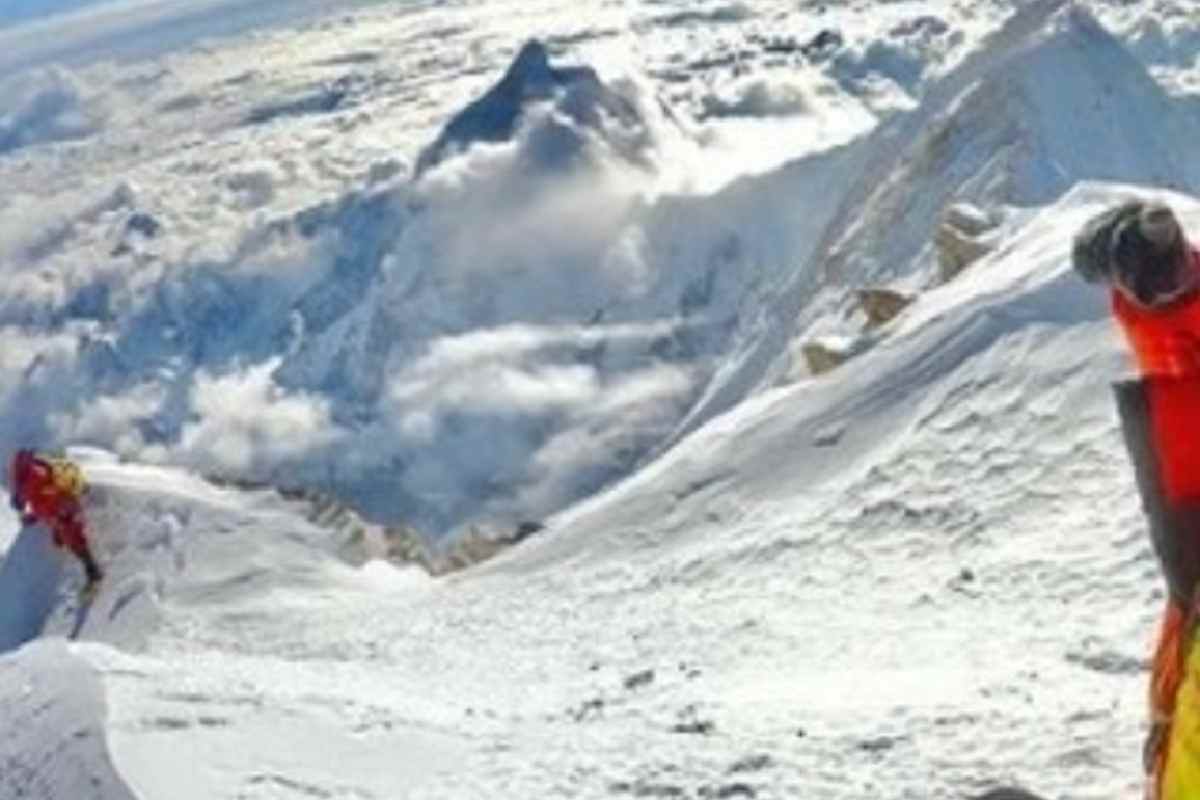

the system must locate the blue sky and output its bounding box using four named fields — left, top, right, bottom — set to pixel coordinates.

left=0, top=0, right=110, bottom=28
left=0, top=0, right=387, bottom=73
